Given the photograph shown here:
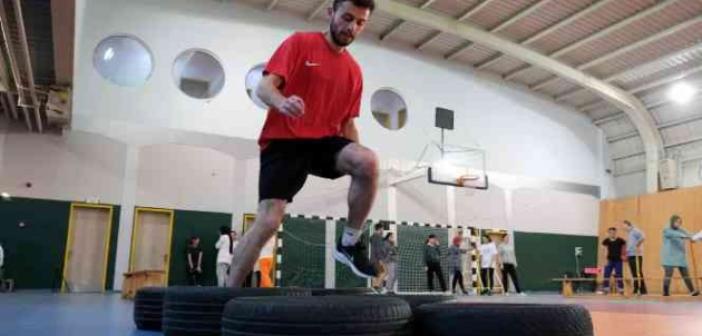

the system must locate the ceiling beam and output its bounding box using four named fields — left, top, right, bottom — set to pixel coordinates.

left=12, top=0, right=43, bottom=132
left=614, top=135, right=702, bottom=161
left=416, top=0, right=496, bottom=51
left=594, top=91, right=702, bottom=126
left=444, top=0, right=549, bottom=61
left=608, top=113, right=702, bottom=143
left=376, top=0, right=663, bottom=192
left=478, top=0, right=614, bottom=71
left=457, top=0, right=496, bottom=22
left=379, top=0, right=436, bottom=41
left=538, top=15, right=702, bottom=93
left=630, top=64, right=702, bottom=94
left=504, top=1, right=674, bottom=81
left=51, top=0, right=74, bottom=85
left=415, top=31, right=441, bottom=50
left=266, top=0, right=279, bottom=11
left=557, top=44, right=702, bottom=102
left=0, top=1, right=30, bottom=131
left=307, top=0, right=329, bottom=21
